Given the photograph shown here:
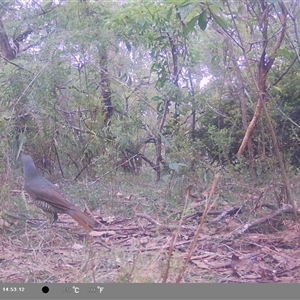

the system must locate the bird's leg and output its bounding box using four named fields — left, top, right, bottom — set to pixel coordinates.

left=35, top=212, right=58, bottom=229
left=51, top=212, right=58, bottom=224
left=43, top=212, right=58, bottom=228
